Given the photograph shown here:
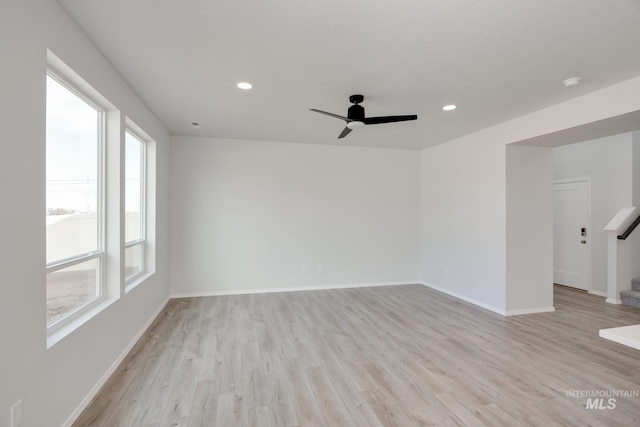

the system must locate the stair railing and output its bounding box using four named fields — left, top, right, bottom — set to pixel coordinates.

left=604, top=207, right=639, bottom=304
left=617, top=214, right=640, bottom=240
